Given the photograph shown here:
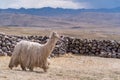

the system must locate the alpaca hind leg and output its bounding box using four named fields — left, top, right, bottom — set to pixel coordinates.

left=9, top=62, right=19, bottom=69
left=20, top=63, right=26, bottom=71
left=8, top=59, right=14, bottom=69
left=29, top=66, right=34, bottom=71
left=14, top=60, right=19, bottom=67
left=9, top=64, right=13, bottom=69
